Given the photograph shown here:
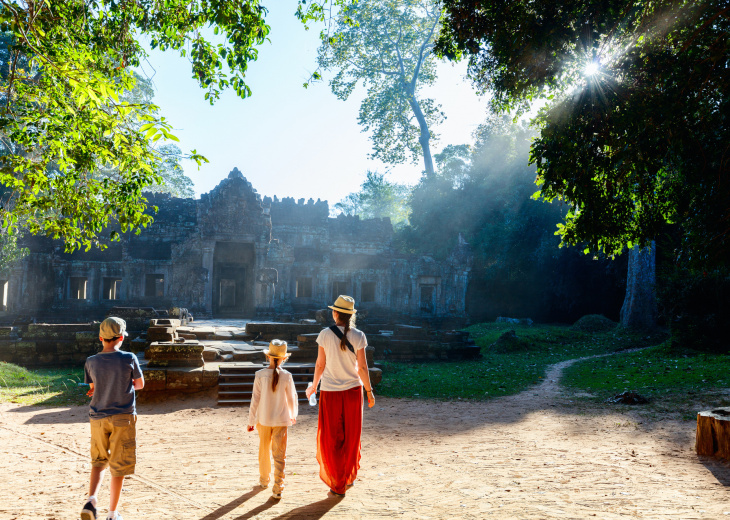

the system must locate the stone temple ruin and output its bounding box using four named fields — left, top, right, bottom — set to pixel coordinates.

left=0, top=168, right=471, bottom=324
left=0, top=169, right=479, bottom=402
